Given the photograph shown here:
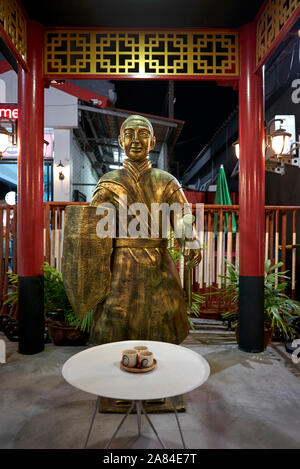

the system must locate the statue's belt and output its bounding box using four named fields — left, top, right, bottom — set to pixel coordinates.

left=114, top=238, right=168, bottom=248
